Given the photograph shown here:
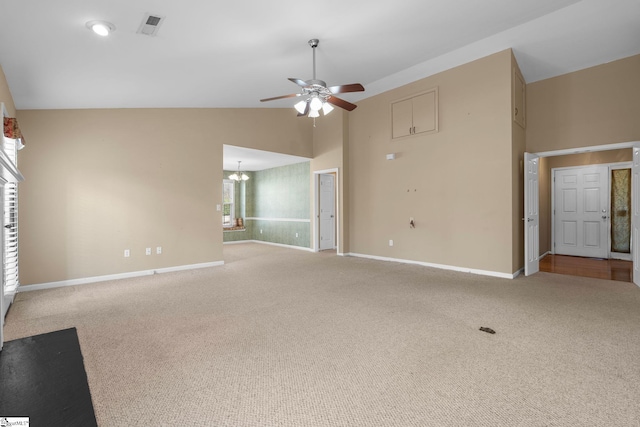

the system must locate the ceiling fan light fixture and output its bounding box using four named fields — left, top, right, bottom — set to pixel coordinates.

left=322, top=102, right=334, bottom=115
left=86, top=20, right=115, bottom=36
left=294, top=100, right=307, bottom=114
left=259, top=39, right=364, bottom=117
left=309, top=96, right=323, bottom=111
